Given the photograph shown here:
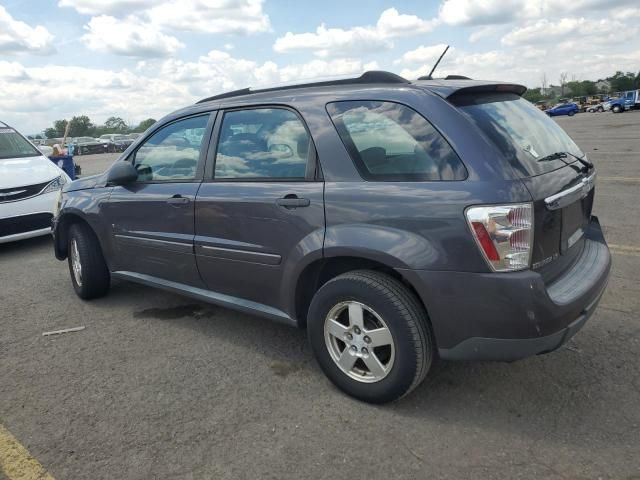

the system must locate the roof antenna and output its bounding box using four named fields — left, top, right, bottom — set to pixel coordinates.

left=419, top=45, right=450, bottom=80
